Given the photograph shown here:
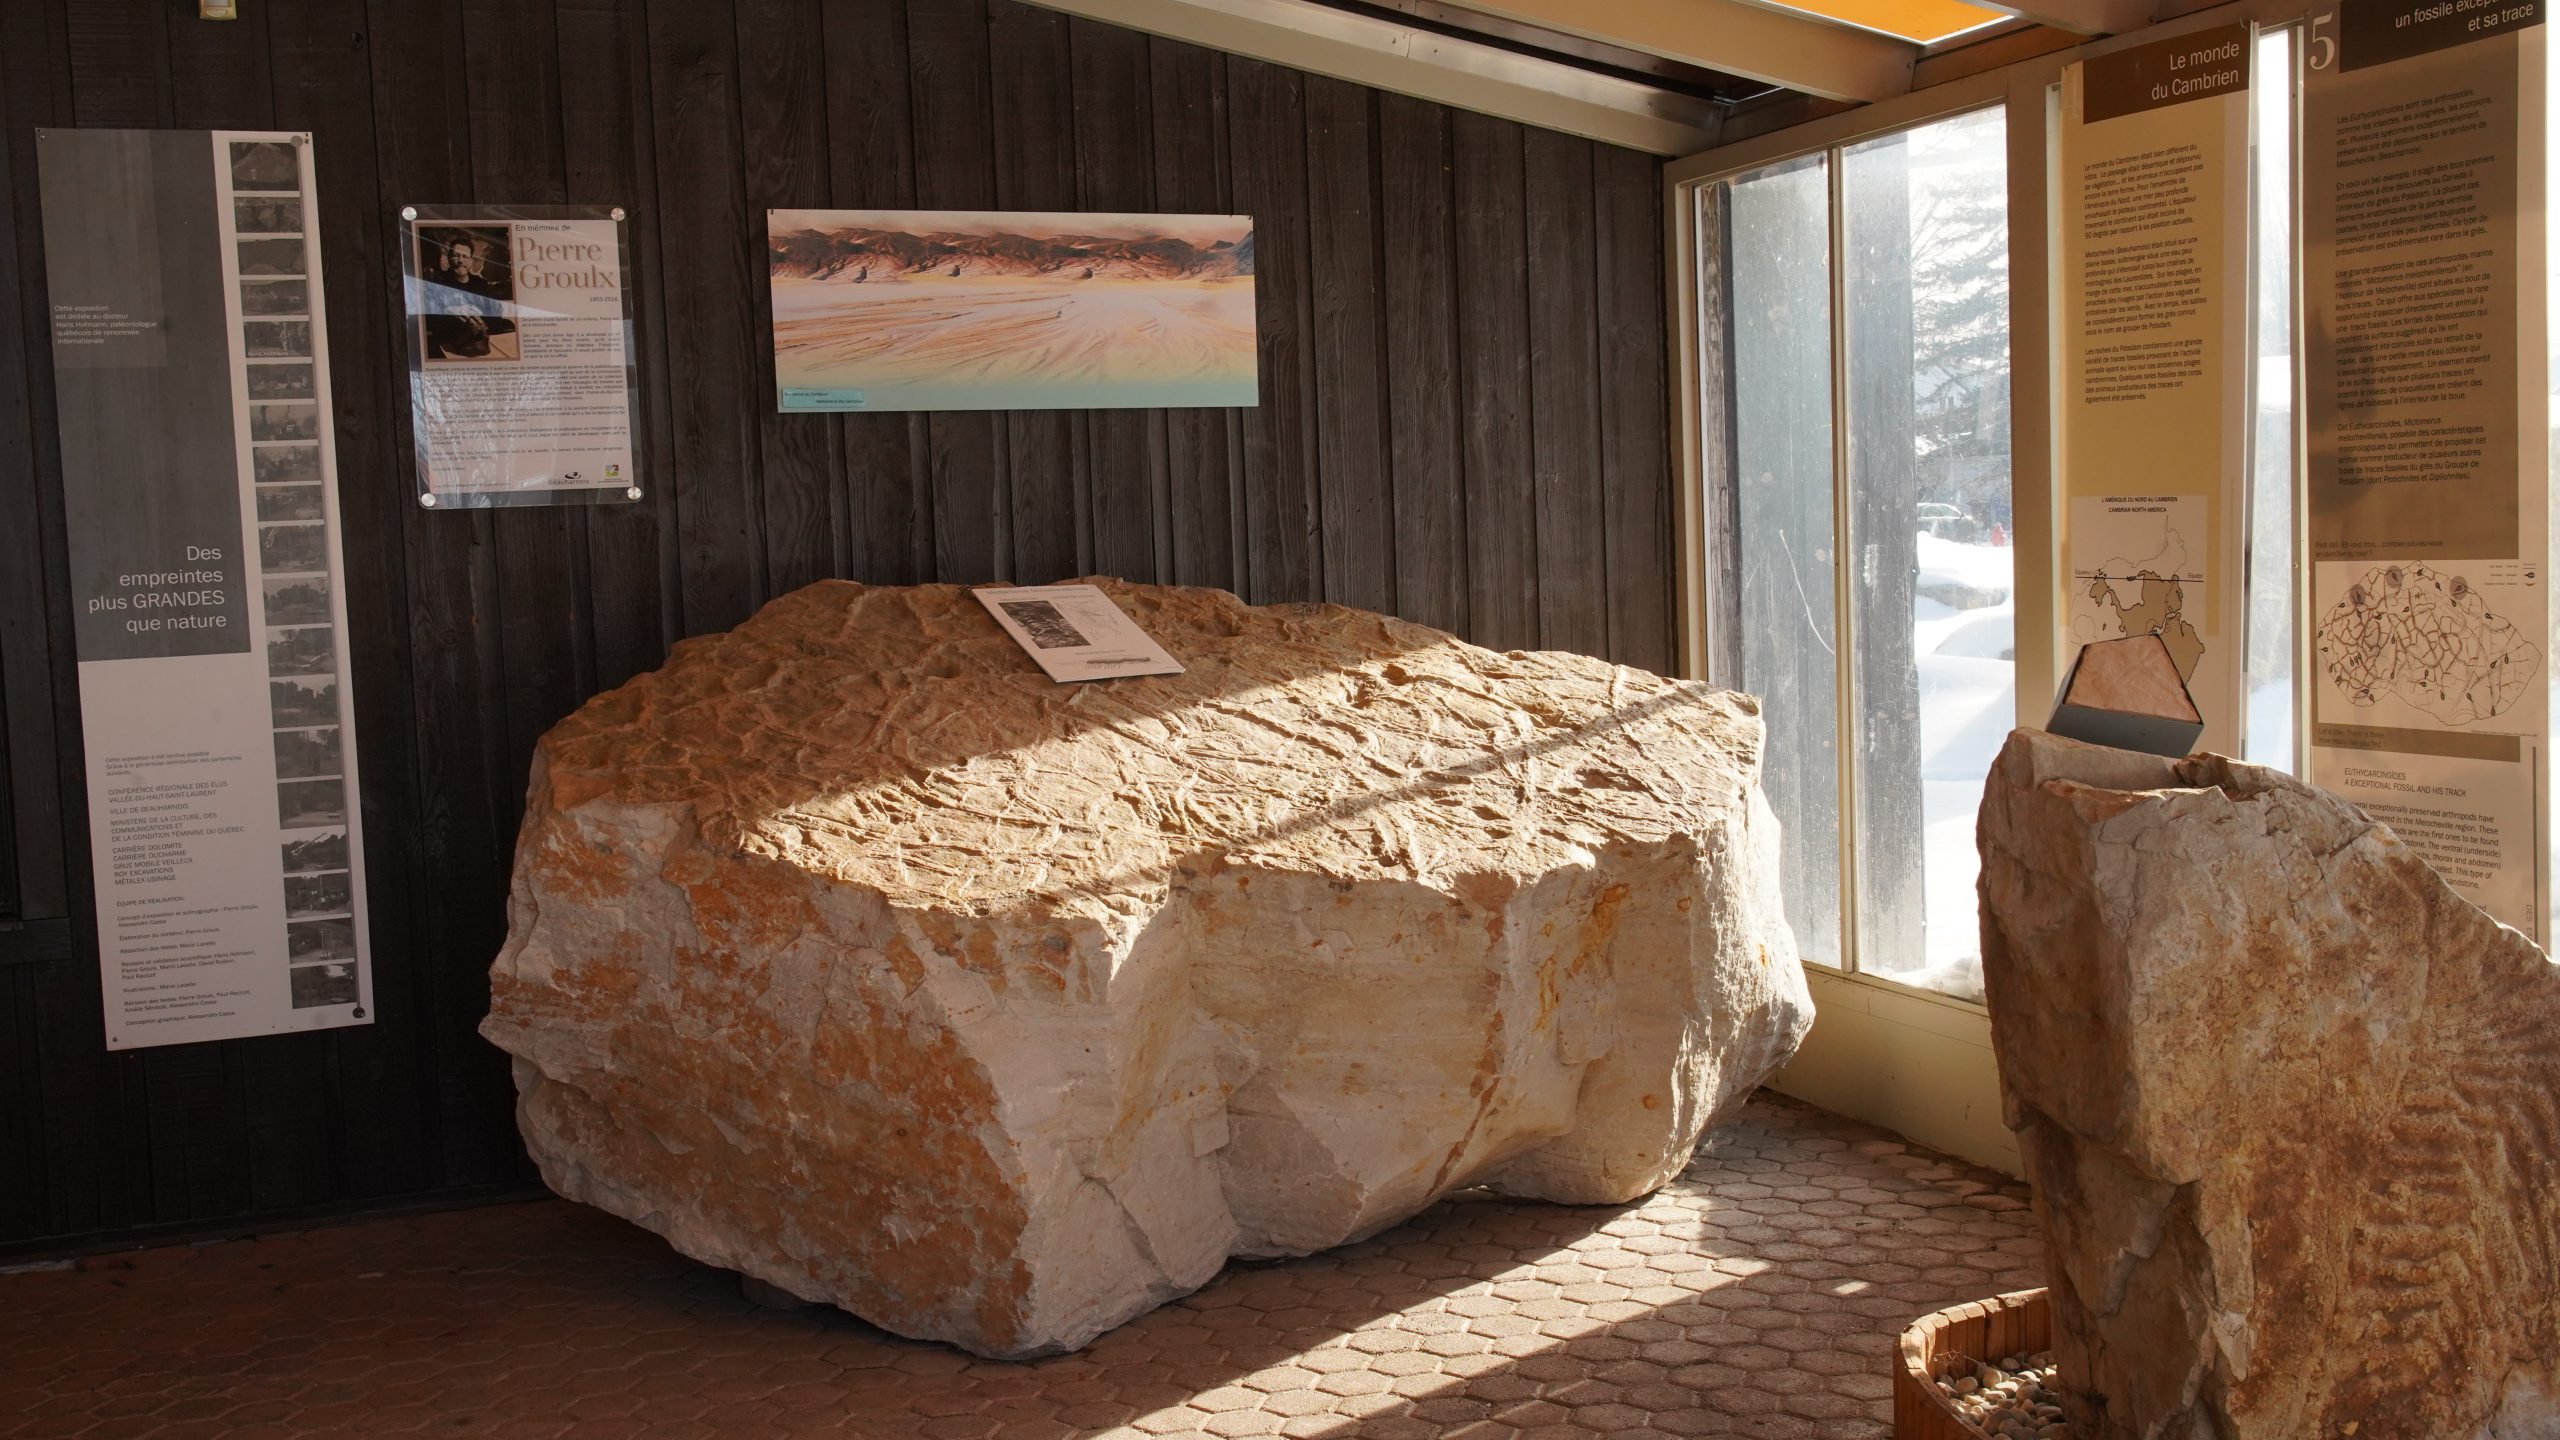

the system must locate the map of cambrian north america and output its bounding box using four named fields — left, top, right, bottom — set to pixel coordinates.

left=2318, top=563, right=2540, bottom=725
left=2075, top=523, right=2205, bottom=680
left=2086, top=571, right=2204, bottom=678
